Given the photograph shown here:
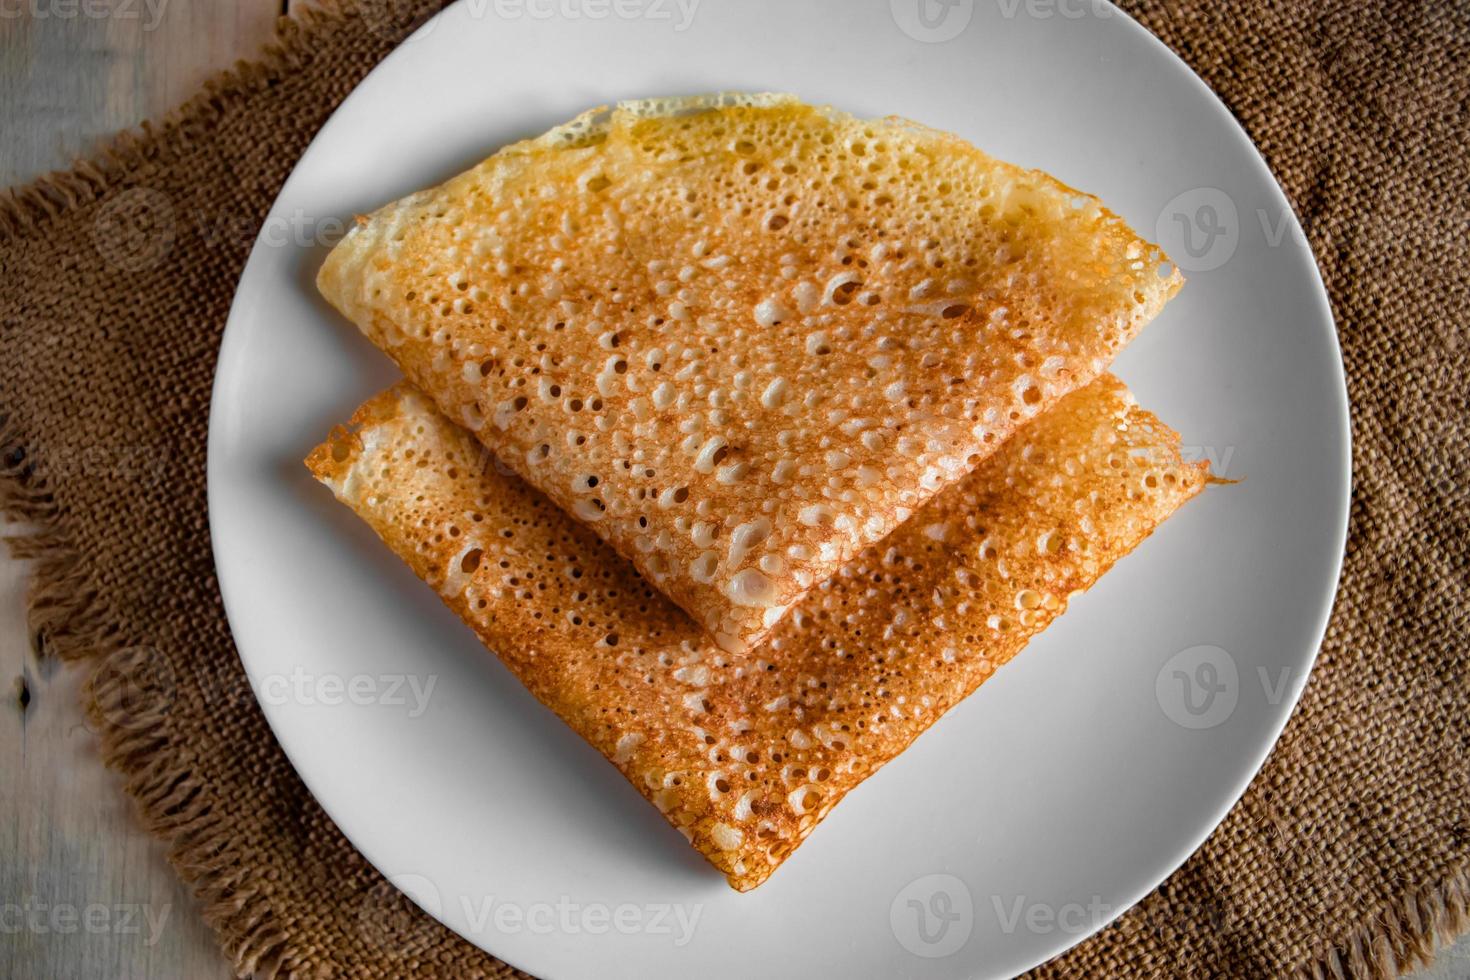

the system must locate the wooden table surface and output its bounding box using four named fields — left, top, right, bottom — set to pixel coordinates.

left=3, top=6, right=297, bottom=977
left=1, top=3, right=1465, bottom=978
